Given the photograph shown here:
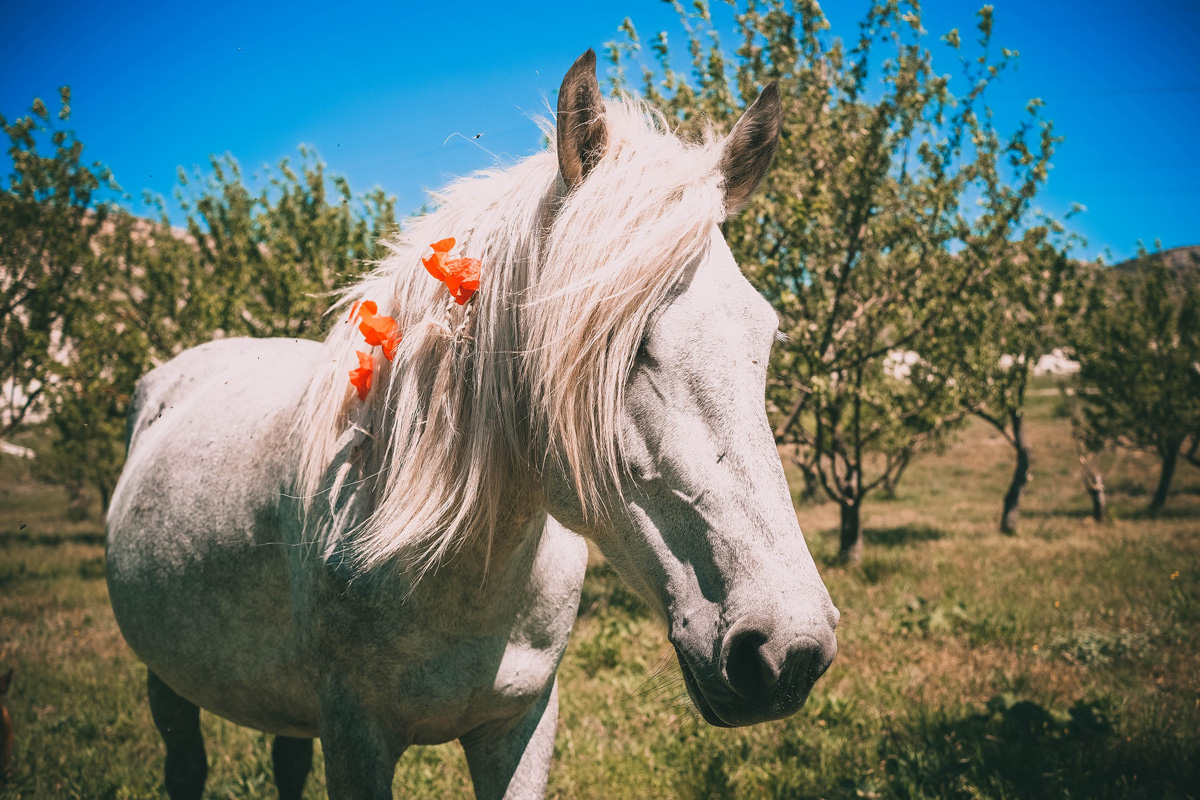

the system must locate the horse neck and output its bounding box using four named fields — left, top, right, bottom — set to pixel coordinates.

left=401, top=488, right=550, bottom=605
left=468, top=491, right=549, bottom=589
